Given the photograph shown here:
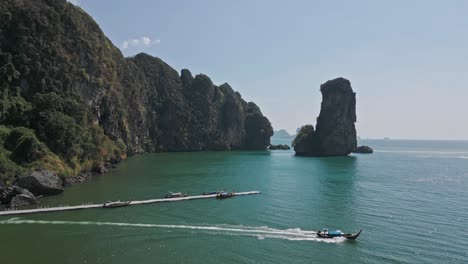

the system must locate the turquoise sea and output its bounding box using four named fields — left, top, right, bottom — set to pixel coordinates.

left=1, top=139, right=468, bottom=263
